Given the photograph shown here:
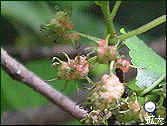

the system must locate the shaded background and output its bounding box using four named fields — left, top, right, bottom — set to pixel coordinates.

left=1, top=1, right=166, bottom=125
